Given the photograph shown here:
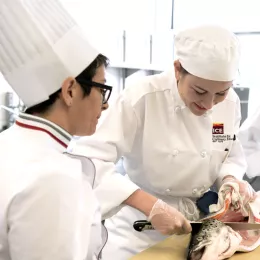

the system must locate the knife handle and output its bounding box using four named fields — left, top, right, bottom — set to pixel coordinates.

left=133, top=220, right=154, bottom=232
